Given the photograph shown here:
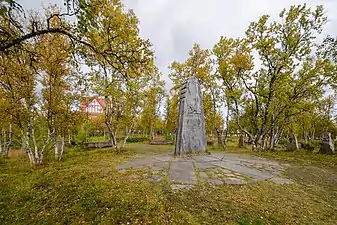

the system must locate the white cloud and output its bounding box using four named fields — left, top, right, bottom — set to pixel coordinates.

left=123, top=0, right=337, bottom=89
left=20, top=0, right=337, bottom=90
